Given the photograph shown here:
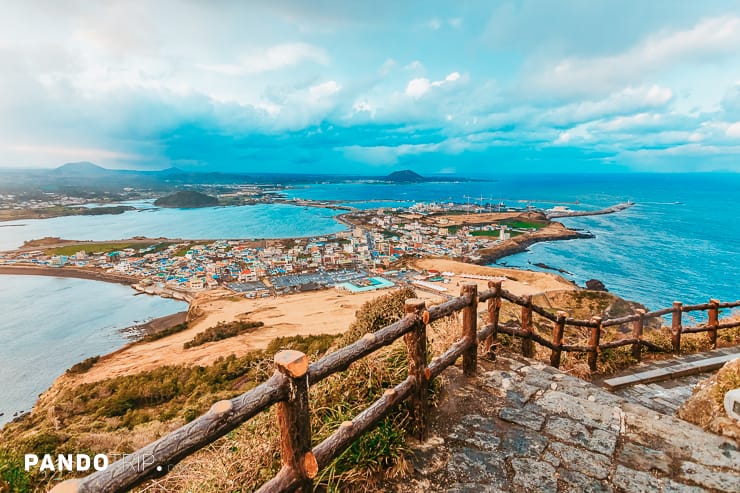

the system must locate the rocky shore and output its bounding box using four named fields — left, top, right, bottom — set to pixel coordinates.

left=471, top=222, right=593, bottom=264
